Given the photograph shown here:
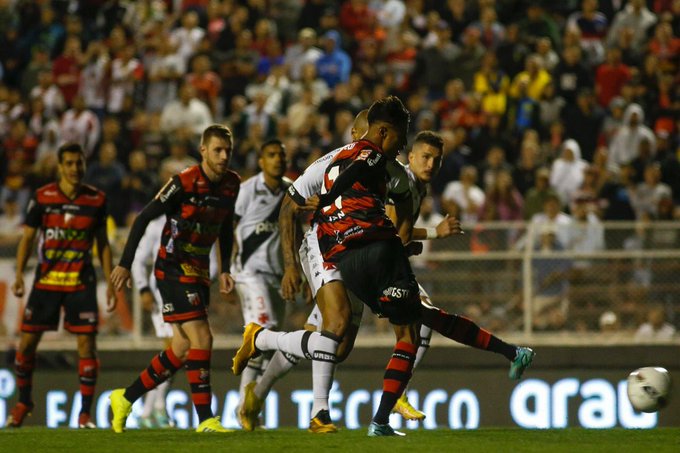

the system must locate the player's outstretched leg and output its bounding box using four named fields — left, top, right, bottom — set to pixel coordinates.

left=421, top=305, right=535, bottom=379
left=509, top=347, right=535, bottom=380
left=110, top=347, right=183, bottom=433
